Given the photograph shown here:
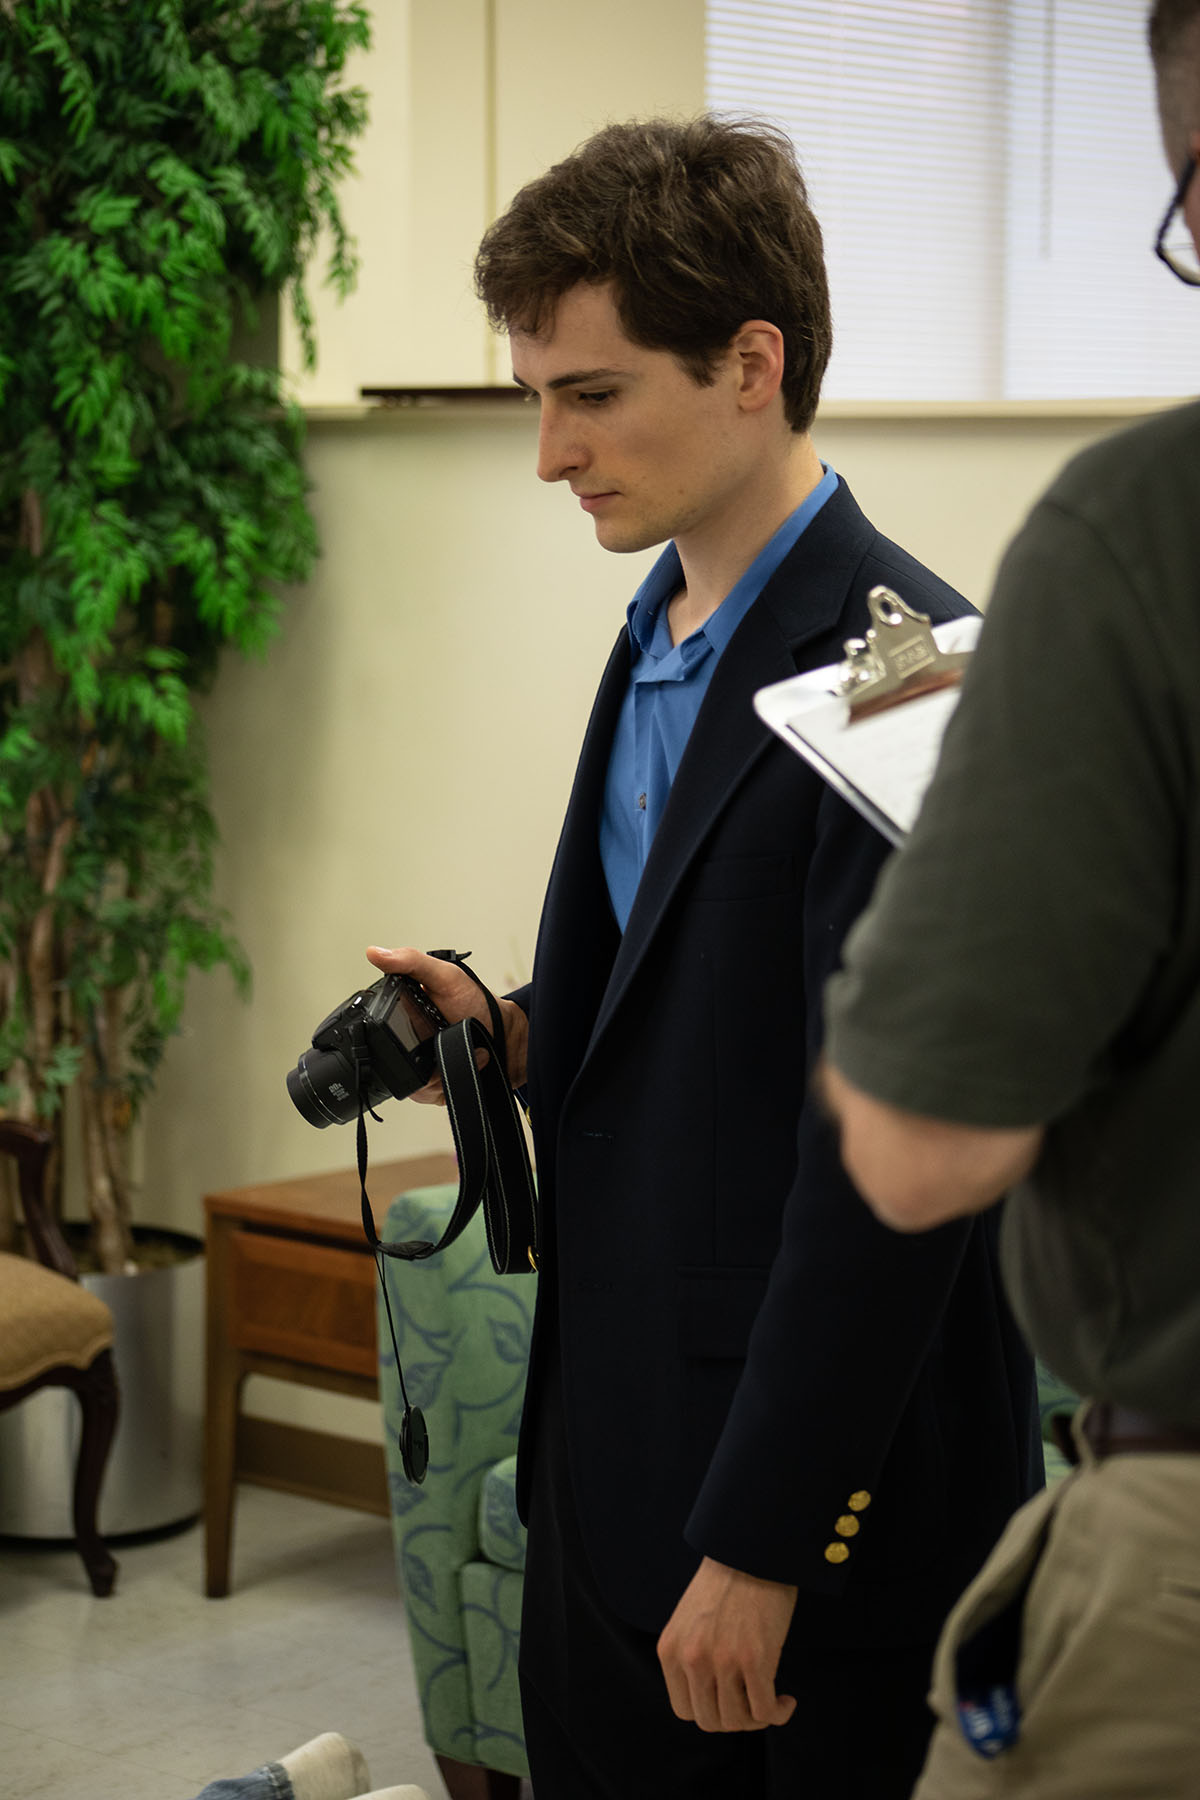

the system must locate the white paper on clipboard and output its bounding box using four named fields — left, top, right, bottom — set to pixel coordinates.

left=753, top=615, right=983, bottom=846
